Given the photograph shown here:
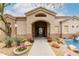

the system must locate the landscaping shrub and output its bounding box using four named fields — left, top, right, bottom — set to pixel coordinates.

left=4, top=36, right=13, bottom=47
left=3, top=36, right=24, bottom=47
left=55, top=37, right=63, bottom=44
left=13, top=37, right=23, bottom=46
